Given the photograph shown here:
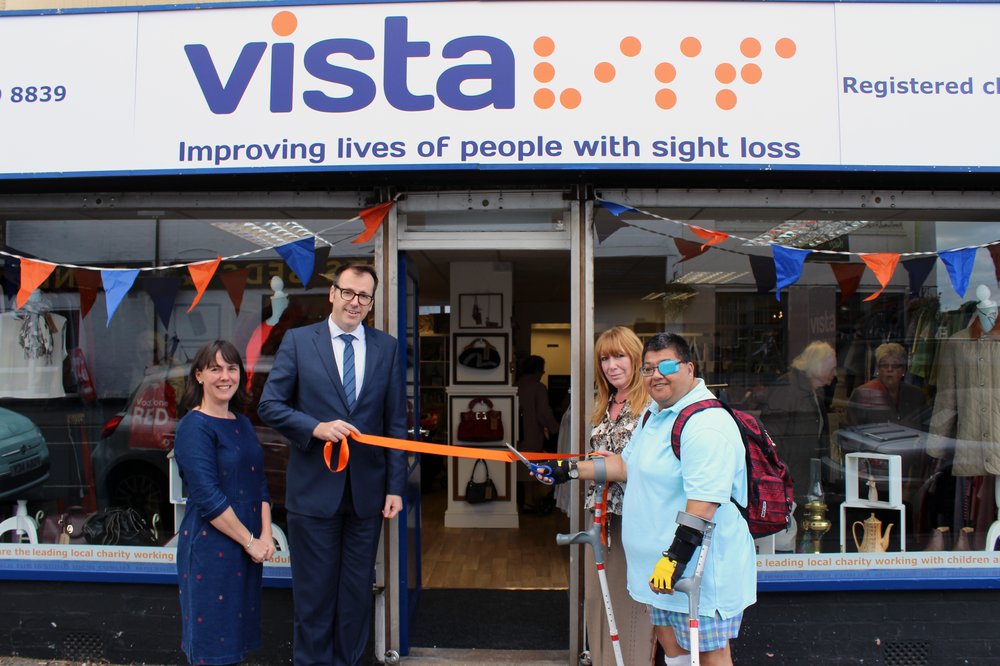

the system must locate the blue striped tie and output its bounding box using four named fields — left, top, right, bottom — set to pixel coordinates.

left=339, top=333, right=356, bottom=408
